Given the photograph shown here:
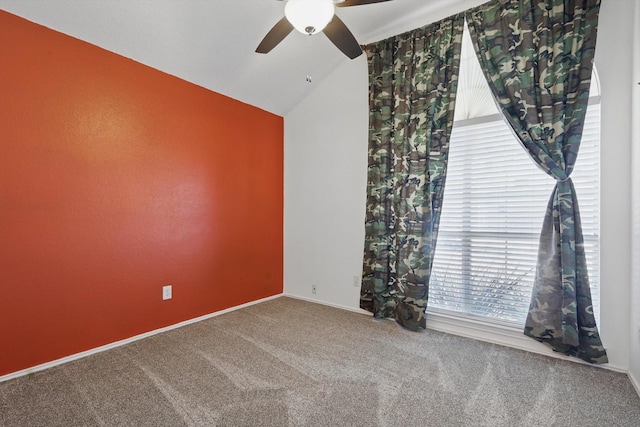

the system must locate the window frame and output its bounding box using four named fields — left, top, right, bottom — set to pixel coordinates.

left=427, top=97, right=602, bottom=330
